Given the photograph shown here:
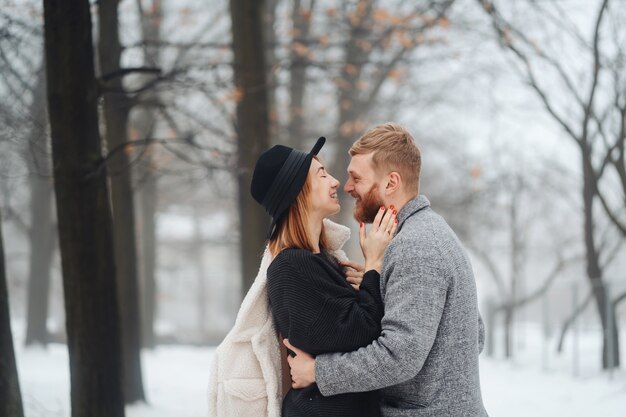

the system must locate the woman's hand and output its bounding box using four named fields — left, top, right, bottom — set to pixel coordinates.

left=360, top=206, right=398, bottom=273
left=340, top=260, right=365, bottom=290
